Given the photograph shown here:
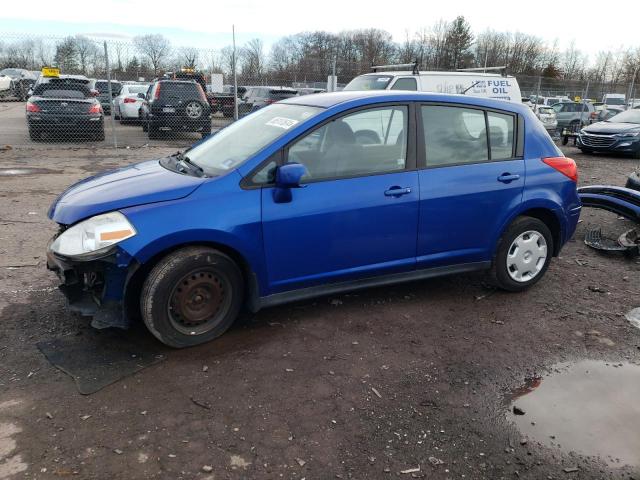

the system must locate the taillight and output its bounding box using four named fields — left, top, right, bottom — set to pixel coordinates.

left=88, top=103, right=102, bottom=114
left=123, top=97, right=137, bottom=103
left=197, top=84, right=207, bottom=103
left=542, top=156, right=578, bottom=182
left=154, top=83, right=161, bottom=100
left=26, top=102, right=40, bottom=113
left=265, top=99, right=275, bottom=105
